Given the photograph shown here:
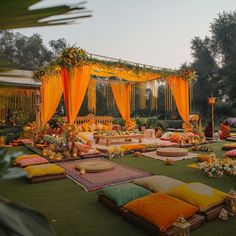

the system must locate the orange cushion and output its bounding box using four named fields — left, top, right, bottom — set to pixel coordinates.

left=124, top=193, right=198, bottom=232
left=82, top=123, right=90, bottom=132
